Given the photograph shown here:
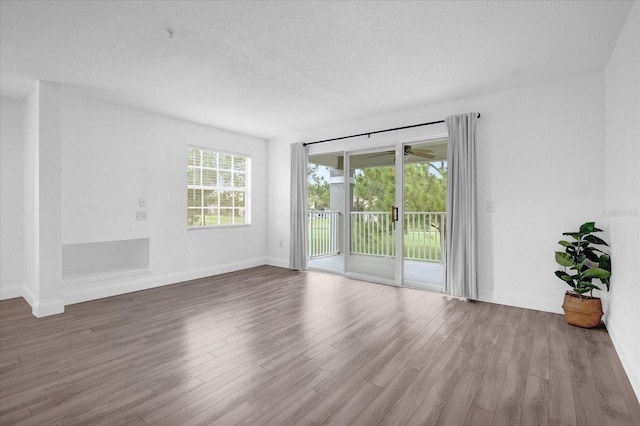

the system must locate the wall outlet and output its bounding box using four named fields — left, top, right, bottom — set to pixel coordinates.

left=136, top=210, right=147, bottom=220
